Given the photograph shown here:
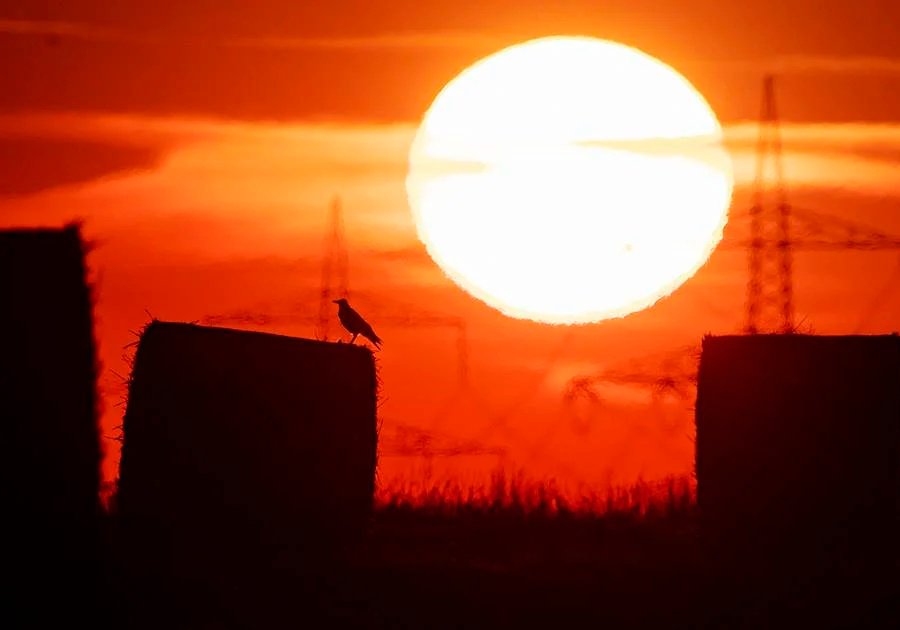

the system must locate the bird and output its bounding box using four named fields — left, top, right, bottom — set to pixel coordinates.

left=333, top=298, right=382, bottom=348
